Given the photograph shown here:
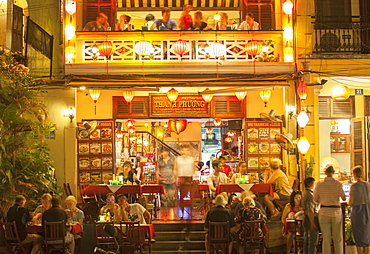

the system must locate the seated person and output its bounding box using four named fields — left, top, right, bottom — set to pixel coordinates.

left=234, top=197, right=266, bottom=254
left=231, top=161, right=247, bottom=184
left=219, top=156, right=233, bottom=177
left=116, top=14, right=133, bottom=31
left=3, top=195, right=43, bottom=254
left=42, top=195, right=75, bottom=254
left=116, top=195, right=151, bottom=224
left=214, top=12, right=231, bottom=30
left=178, top=4, right=193, bottom=30
left=150, top=7, right=177, bottom=30
left=65, top=195, right=84, bottom=225
left=144, top=14, right=155, bottom=28
left=32, top=193, right=52, bottom=224
left=204, top=195, right=234, bottom=254
left=117, top=161, right=140, bottom=185
left=190, top=10, right=207, bottom=30
left=207, top=159, right=228, bottom=196
left=260, top=159, right=293, bottom=220
left=238, top=12, right=260, bottom=30
left=100, top=193, right=119, bottom=217
left=83, top=13, right=110, bottom=31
